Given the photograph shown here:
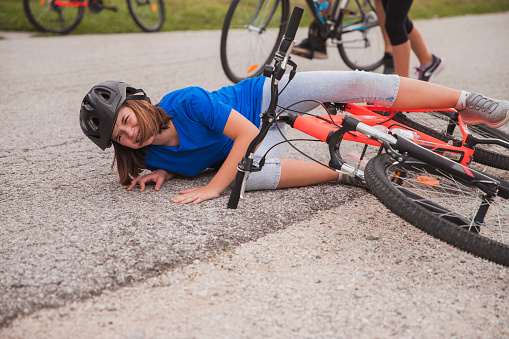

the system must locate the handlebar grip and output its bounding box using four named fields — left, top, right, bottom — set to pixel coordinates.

left=227, top=170, right=247, bottom=209
left=284, top=7, right=304, bottom=41
left=277, top=7, right=304, bottom=56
